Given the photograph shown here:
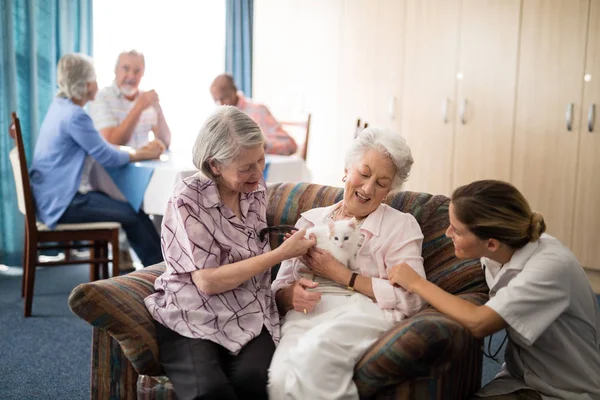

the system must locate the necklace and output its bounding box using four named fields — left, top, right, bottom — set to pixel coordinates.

left=330, top=205, right=367, bottom=225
